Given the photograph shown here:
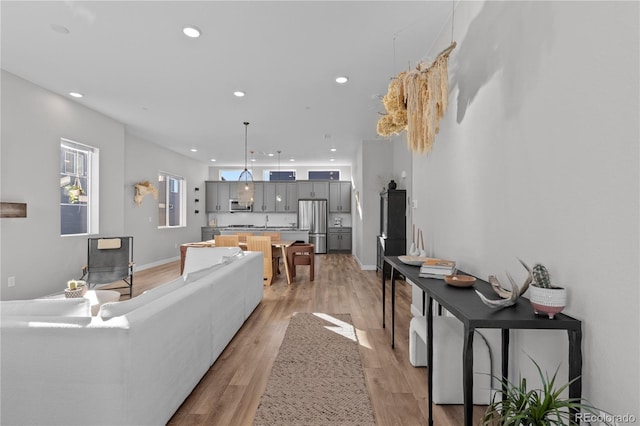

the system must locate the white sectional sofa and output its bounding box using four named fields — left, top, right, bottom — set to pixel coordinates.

left=1, top=247, right=263, bottom=426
